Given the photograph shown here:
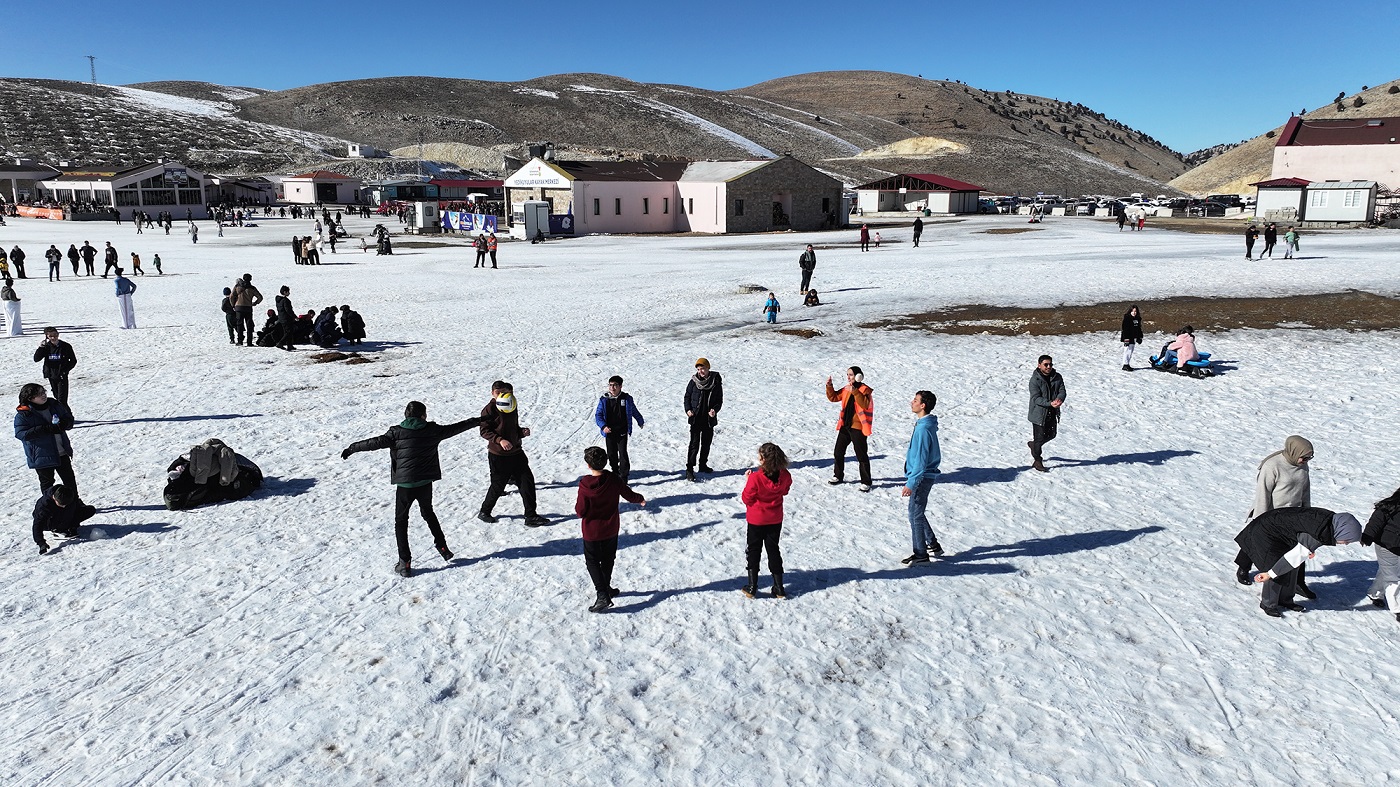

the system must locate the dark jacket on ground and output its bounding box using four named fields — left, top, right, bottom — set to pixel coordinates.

left=1363, top=505, right=1400, bottom=553
left=480, top=400, right=525, bottom=456
left=15, top=399, right=75, bottom=469
left=1235, top=507, right=1337, bottom=579
left=1120, top=310, right=1142, bottom=344
left=684, top=373, right=723, bottom=427
left=344, top=416, right=481, bottom=485
left=575, top=470, right=644, bottom=541
left=33, top=486, right=95, bottom=547
left=1028, top=370, right=1066, bottom=425
left=34, top=339, right=77, bottom=379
